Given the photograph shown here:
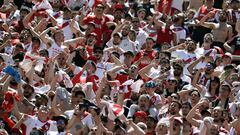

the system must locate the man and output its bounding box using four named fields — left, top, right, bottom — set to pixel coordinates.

left=224, top=29, right=240, bottom=55
left=134, top=37, right=158, bottom=69
left=60, top=6, right=80, bottom=40
left=111, top=24, right=137, bottom=52
left=154, top=16, right=177, bottom=47
left=14, top=105, right=58, bottom=135
left=171, top=13, right=187, bottom=44
left=48, top=115, right=71, bottom=135
left=227, top=0, right=240, bottom=35
left=81, top=4, right=111, bottom=47
left=200, top=10, right=233, bottom=52
left=40, top=27, right=67, bottom=58
left=131, top=17, right=148, bottom=49
left=192, top=0, right=217, bottom=45
left=66, top=102, right=95, bottom=134
left=145, top=81, right=162, bottom=109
